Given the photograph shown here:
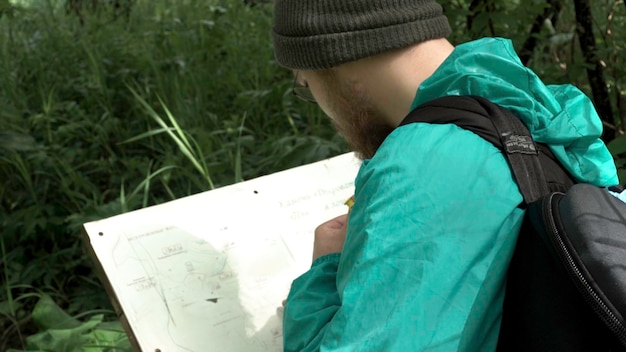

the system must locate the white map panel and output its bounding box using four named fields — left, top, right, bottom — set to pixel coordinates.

left=83, top=153, right=361, bottom=352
